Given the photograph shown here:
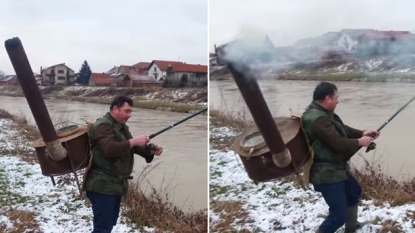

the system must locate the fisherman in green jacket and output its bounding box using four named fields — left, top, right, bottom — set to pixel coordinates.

left=301, top=82, right=379, bottom=233
left=83, top=95, right=163, bottom=233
